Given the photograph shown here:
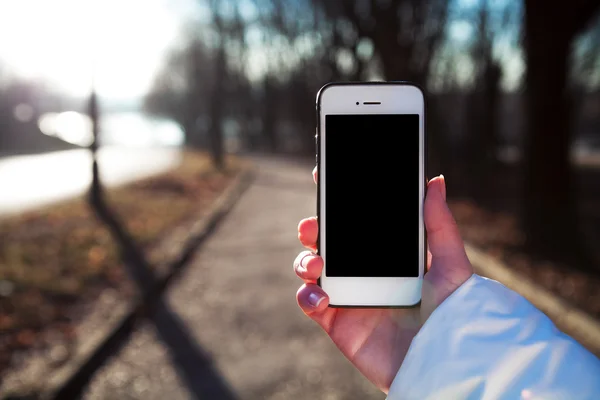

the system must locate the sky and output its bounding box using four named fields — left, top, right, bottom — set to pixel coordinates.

left=0, top=0, right=199, bottom=100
